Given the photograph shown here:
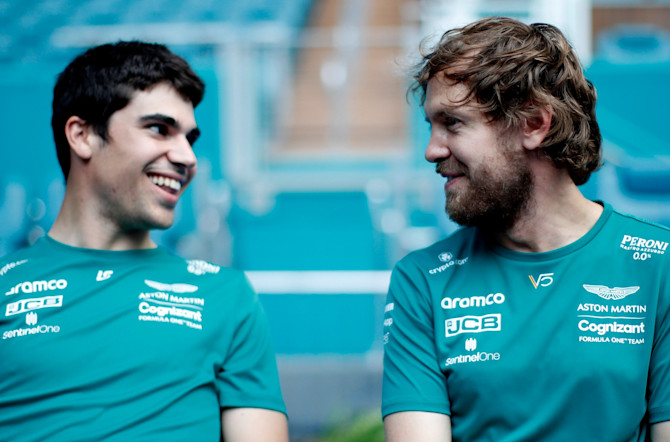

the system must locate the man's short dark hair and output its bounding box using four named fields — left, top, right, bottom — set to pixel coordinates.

left=52, top=41, right=205, bottom=180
